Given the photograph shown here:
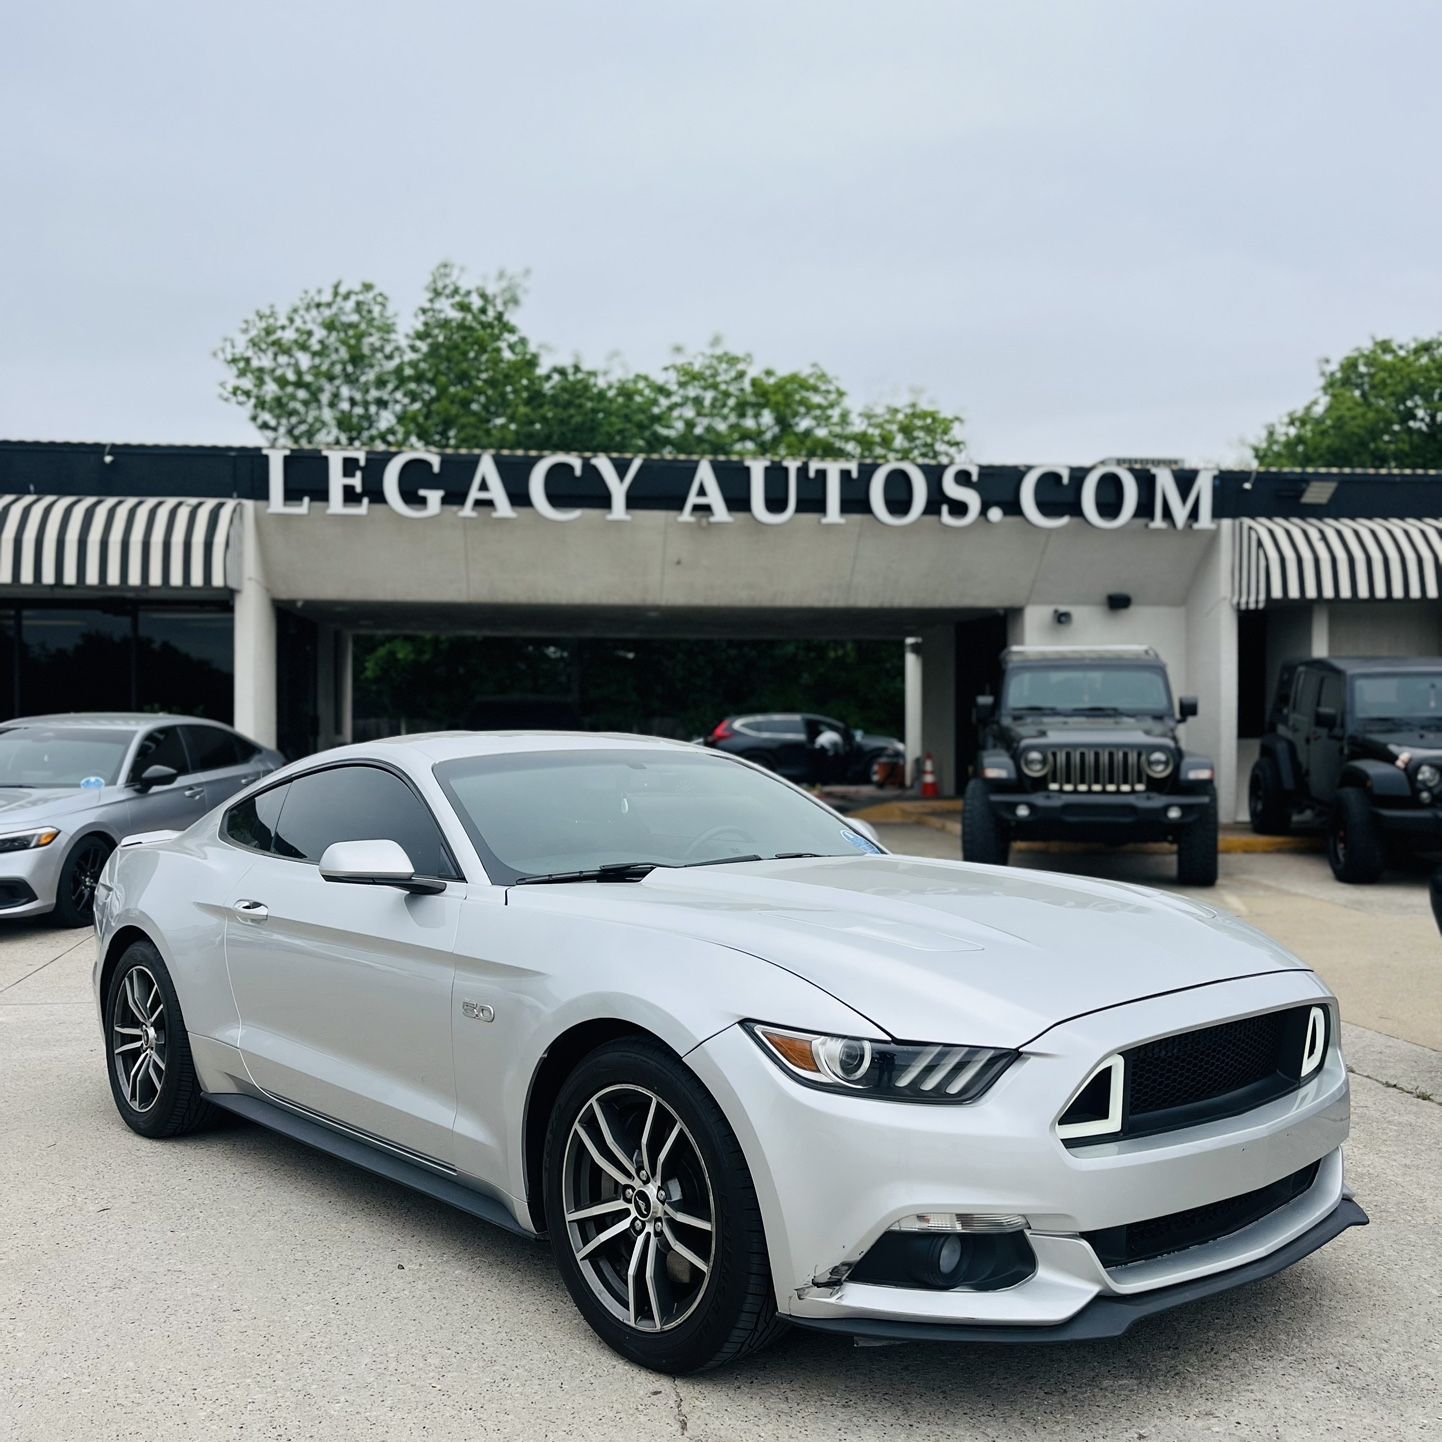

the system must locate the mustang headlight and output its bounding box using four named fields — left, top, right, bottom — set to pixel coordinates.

left=0, top=826, right=61, bottom=854
left=1019, top=748, right=1048, bottom=778
left=1416, top=762, right=1440, bottom=791
left=745, top=1023, right=1016, bottom=1103
left=1144, top=748, right=1174, bottom=779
